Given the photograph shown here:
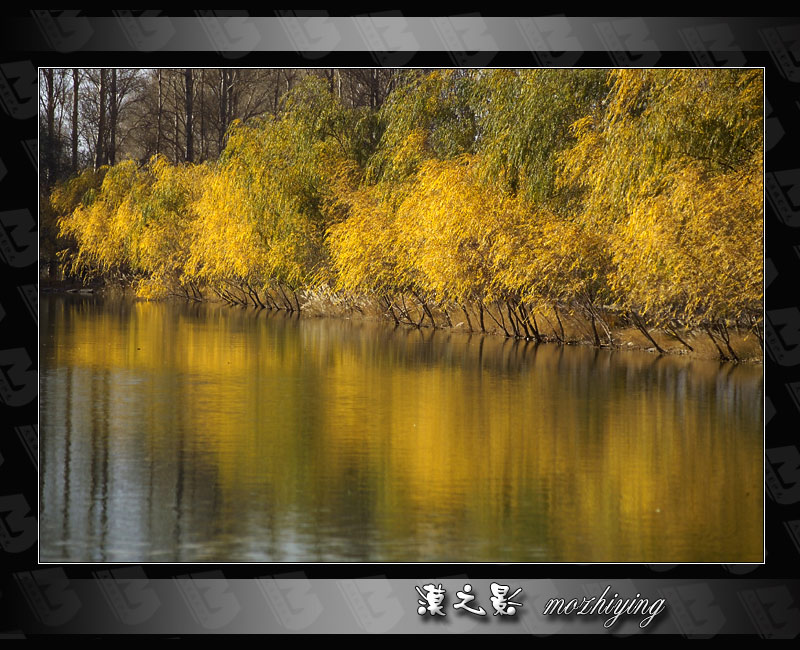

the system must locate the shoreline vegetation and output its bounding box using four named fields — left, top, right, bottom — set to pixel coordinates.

left=42, top=279, right=762, bottom=363
left=41, top=69, right=763, bottom=364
